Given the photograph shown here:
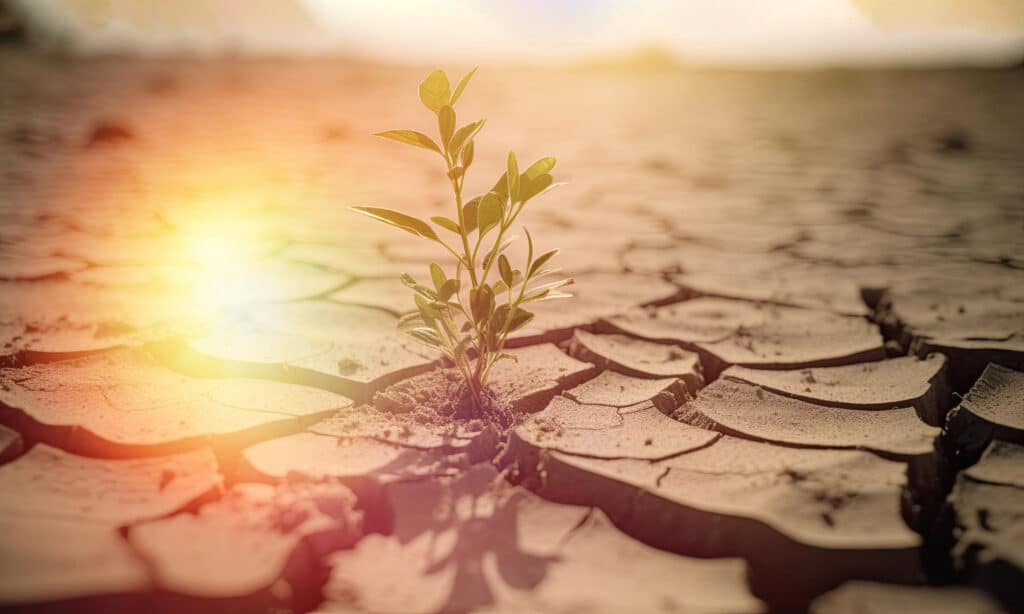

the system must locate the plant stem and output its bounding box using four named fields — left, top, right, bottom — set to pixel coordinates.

left=448, top=171, right=478, bottom=287
left=479, top=201, right=524, bottom=284
left=442, top=152, right=486, bottom=411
